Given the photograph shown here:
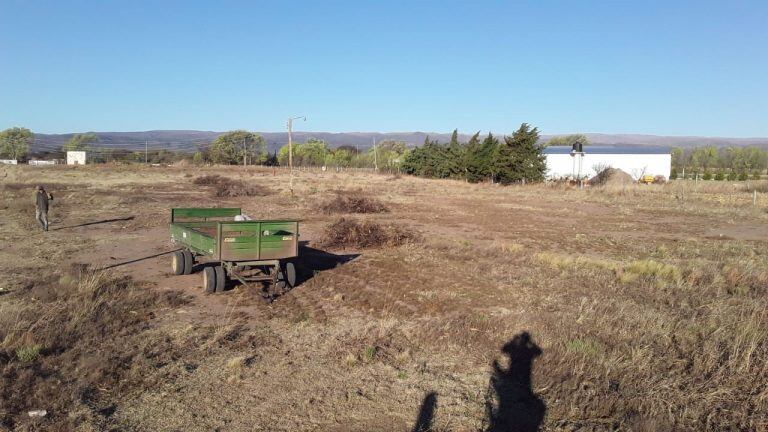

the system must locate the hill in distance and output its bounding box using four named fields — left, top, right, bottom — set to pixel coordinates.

left=31, top=130, right=768, bottom=153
